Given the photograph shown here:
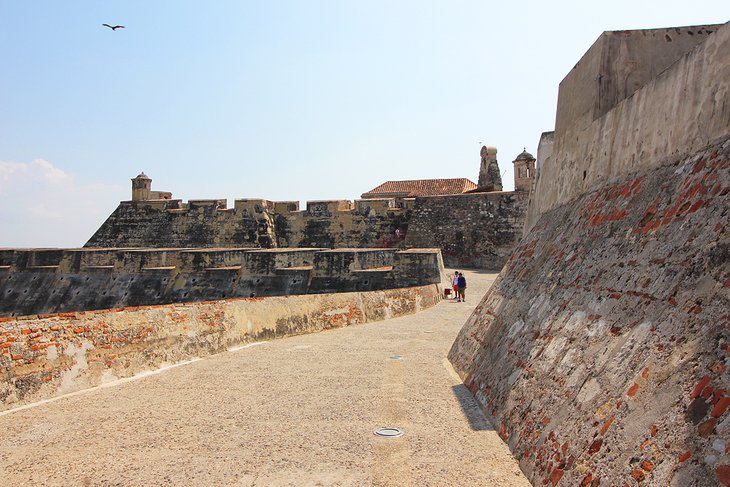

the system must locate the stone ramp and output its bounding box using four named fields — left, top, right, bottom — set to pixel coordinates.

left=0, top=270, right=530, bottom=486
